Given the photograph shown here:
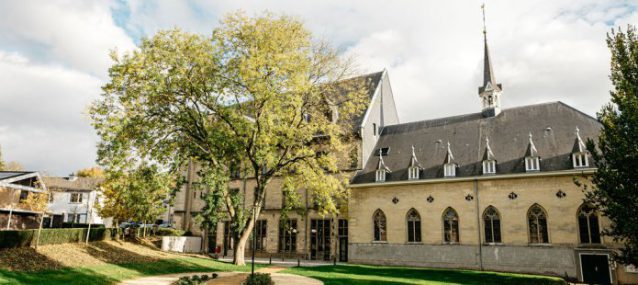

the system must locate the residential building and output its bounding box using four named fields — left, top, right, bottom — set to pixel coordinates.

left=44, top=175, right=112, bottom=228
left=0, top=171, right=48, bottom=230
